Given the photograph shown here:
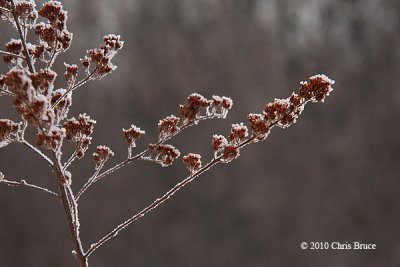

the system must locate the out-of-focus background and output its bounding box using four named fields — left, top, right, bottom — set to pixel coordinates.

left=1, top=0, right=400, bottom=266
